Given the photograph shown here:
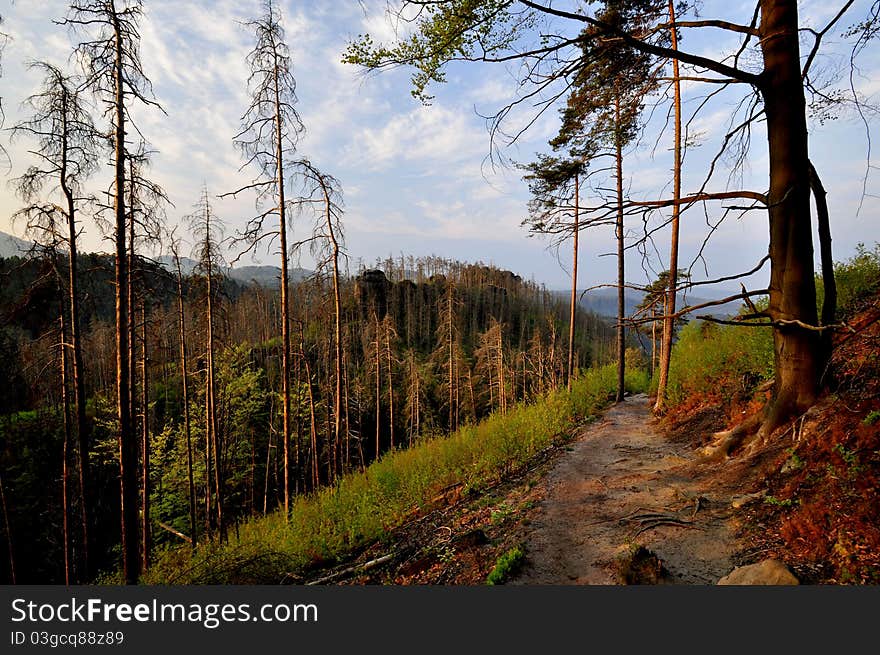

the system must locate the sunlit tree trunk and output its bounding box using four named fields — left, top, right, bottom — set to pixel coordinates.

left=654, top=0, right=682, bottom=414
